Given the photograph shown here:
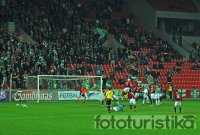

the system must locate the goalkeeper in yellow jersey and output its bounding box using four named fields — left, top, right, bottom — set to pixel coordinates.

left=105, top=87, right=113, bottom=113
